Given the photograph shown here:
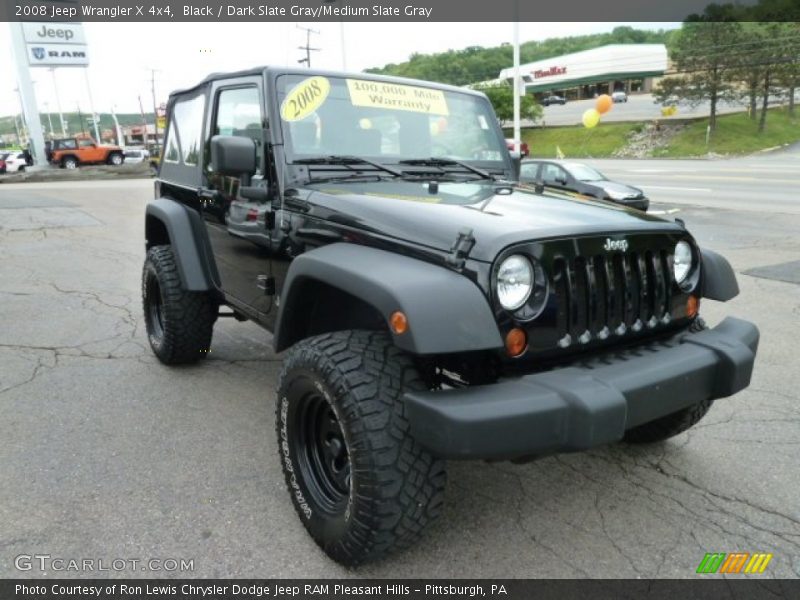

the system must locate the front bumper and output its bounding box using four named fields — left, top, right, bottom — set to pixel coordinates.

left=404, top=317, right=758, bottom=460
